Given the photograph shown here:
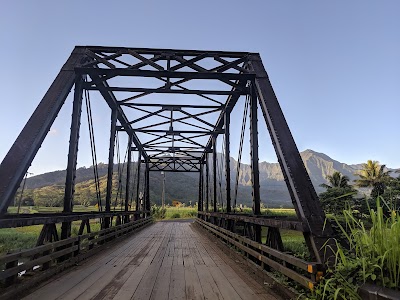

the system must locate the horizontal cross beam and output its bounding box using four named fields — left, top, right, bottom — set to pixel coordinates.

left=76, top=68, right=254, bottom=81
left=85, top=85, right=245, bottom=96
